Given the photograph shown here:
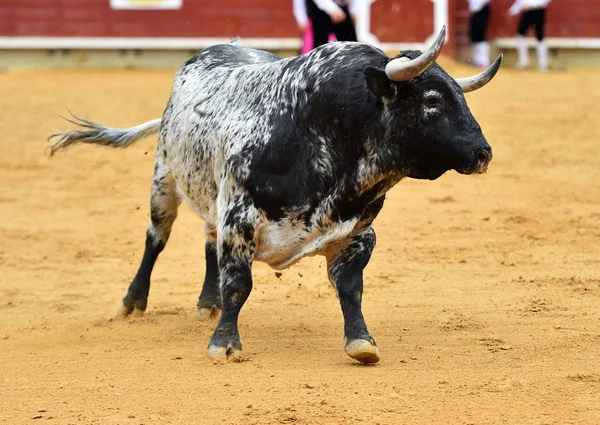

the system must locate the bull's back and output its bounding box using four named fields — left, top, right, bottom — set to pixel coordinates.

left=156, top=45, right=284, bottom=222
left=157, top=42, right=388, bottom=224
left=183, top=44, right=281, bottom=69
left=162, top=44, right=288, bottom=159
